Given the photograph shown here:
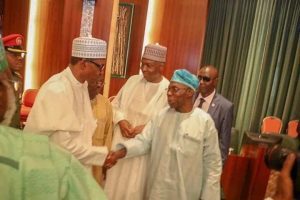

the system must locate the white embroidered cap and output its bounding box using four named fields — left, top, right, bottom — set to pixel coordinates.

left=72, top=36, right=107, bottom=59
left=142, top=43, right=167, bottom=63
